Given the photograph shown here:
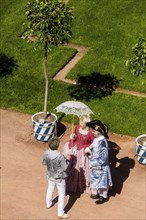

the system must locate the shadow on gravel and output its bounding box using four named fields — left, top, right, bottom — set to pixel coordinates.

left=64, top=192, right=82, bottom=213
left=56, top=114, right=67, bottom=137
left=108, top=140, right=135, bottom=197
left=51, top=192, right=82, bottom=213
